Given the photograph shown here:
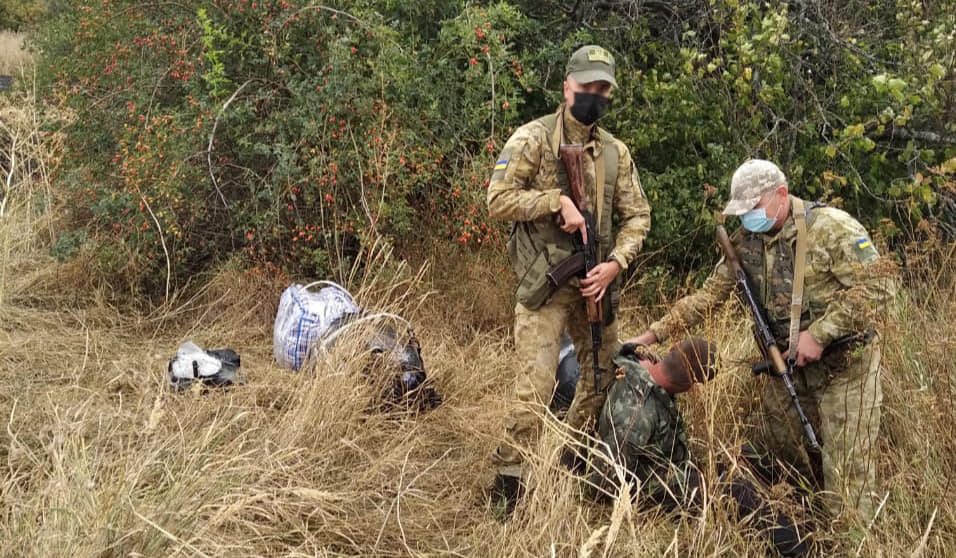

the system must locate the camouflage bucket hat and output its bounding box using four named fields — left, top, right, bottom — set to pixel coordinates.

left=566, top=45, right=618, bottom=88
left=722, top=159, right=788, bottom=215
